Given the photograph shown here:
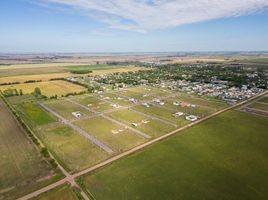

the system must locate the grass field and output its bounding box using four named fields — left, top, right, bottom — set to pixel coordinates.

left=33, top=184, right=79, bottom=200
left=74, top=116, right=147, bottom=152
left=133, top=105, right=189, bottom=126
left=36, top=124, right=109, bottom=172
left=0, top=80, right=87, bottom=97
left=259, top=96, right=268, bottom=103
left=164, top=97, right=215, bottom=117
left=108, top=108, right=176, bottom=137
left=248, top=102, right=268, bottom=112
left=15, top=102, right=57, bottom=127
left=73, top=96, right=113, bottom=112
left=46, top=100, right=93, bottom=120
left=0, top=99, right=59, bottom=200
left=78, top=110, right=268, bottom=200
